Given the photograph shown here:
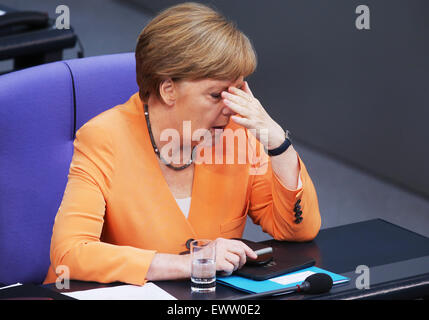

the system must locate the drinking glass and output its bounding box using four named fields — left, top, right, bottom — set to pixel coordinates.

left=190, top=239, right=216, bottom=293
